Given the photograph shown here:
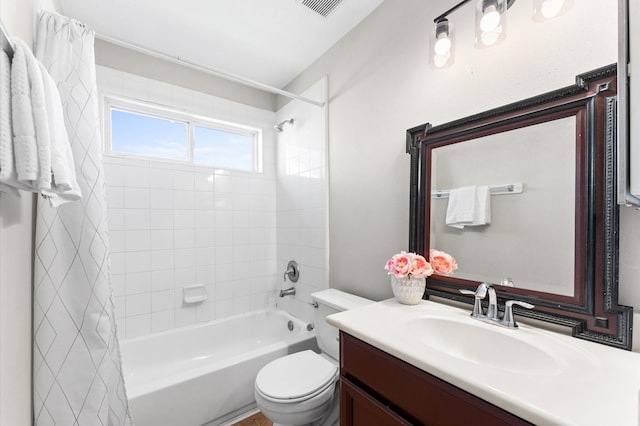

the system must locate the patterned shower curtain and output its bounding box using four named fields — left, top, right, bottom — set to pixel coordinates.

left=32, top=11, right=132, bottom=426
